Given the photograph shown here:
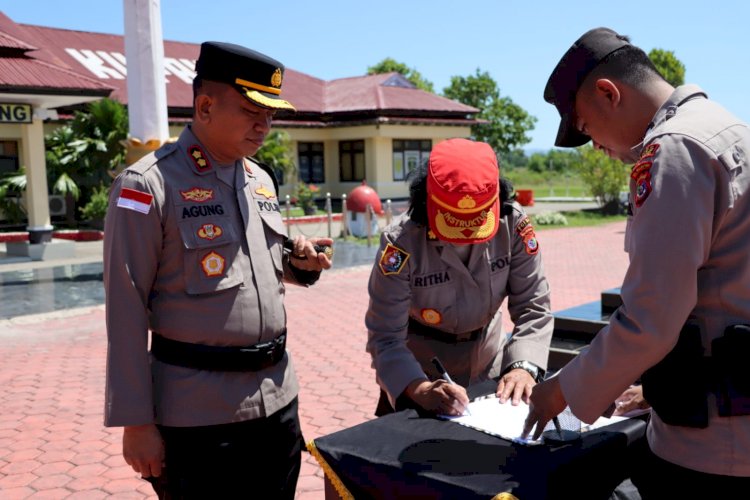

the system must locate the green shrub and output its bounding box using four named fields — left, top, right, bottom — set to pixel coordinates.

left=533, top=211, right=569, bottom=226
left=79, top=184, right=110, bottom=221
